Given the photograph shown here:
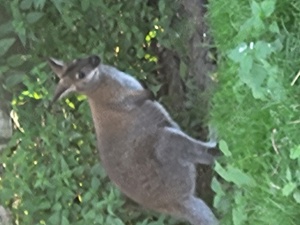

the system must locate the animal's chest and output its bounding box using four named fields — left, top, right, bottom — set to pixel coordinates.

left=94, top=110, right=156, bottom=180
left=97, top=113, right=153, bottom=159
left=94, top=109, right=143, bottom=158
